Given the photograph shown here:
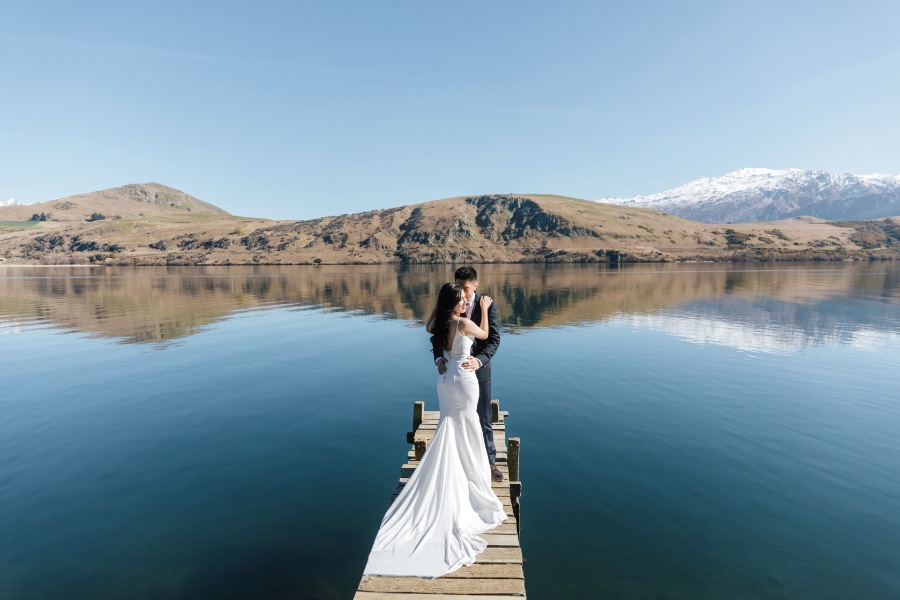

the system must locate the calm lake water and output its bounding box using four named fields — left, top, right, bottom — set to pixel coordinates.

left=1, top=263, right=899, bottom=599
